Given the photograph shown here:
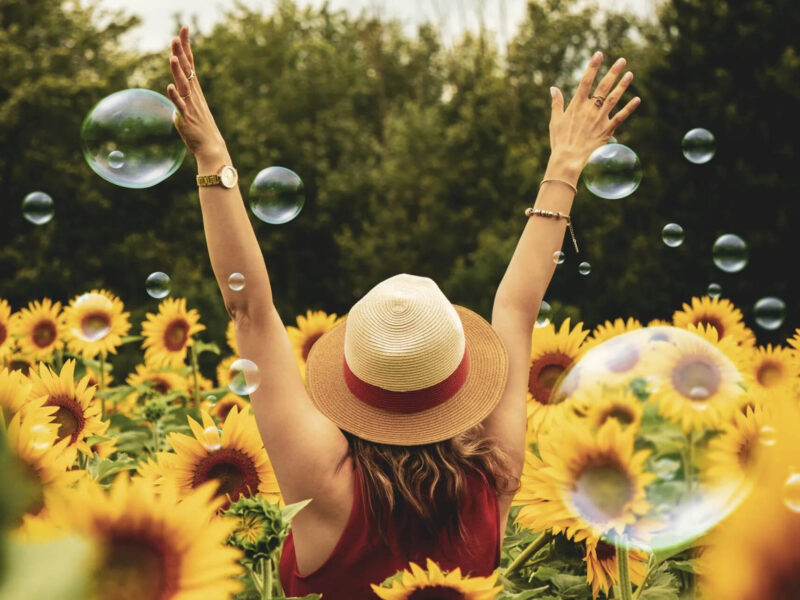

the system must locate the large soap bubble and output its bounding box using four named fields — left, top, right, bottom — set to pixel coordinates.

left=81, top=89, right=186, bottom=189
left=532, top=326, right=760, bottom=554
left=249, top=166, right=305, bottom=224
left=583, top=143, right=642, bottom=200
